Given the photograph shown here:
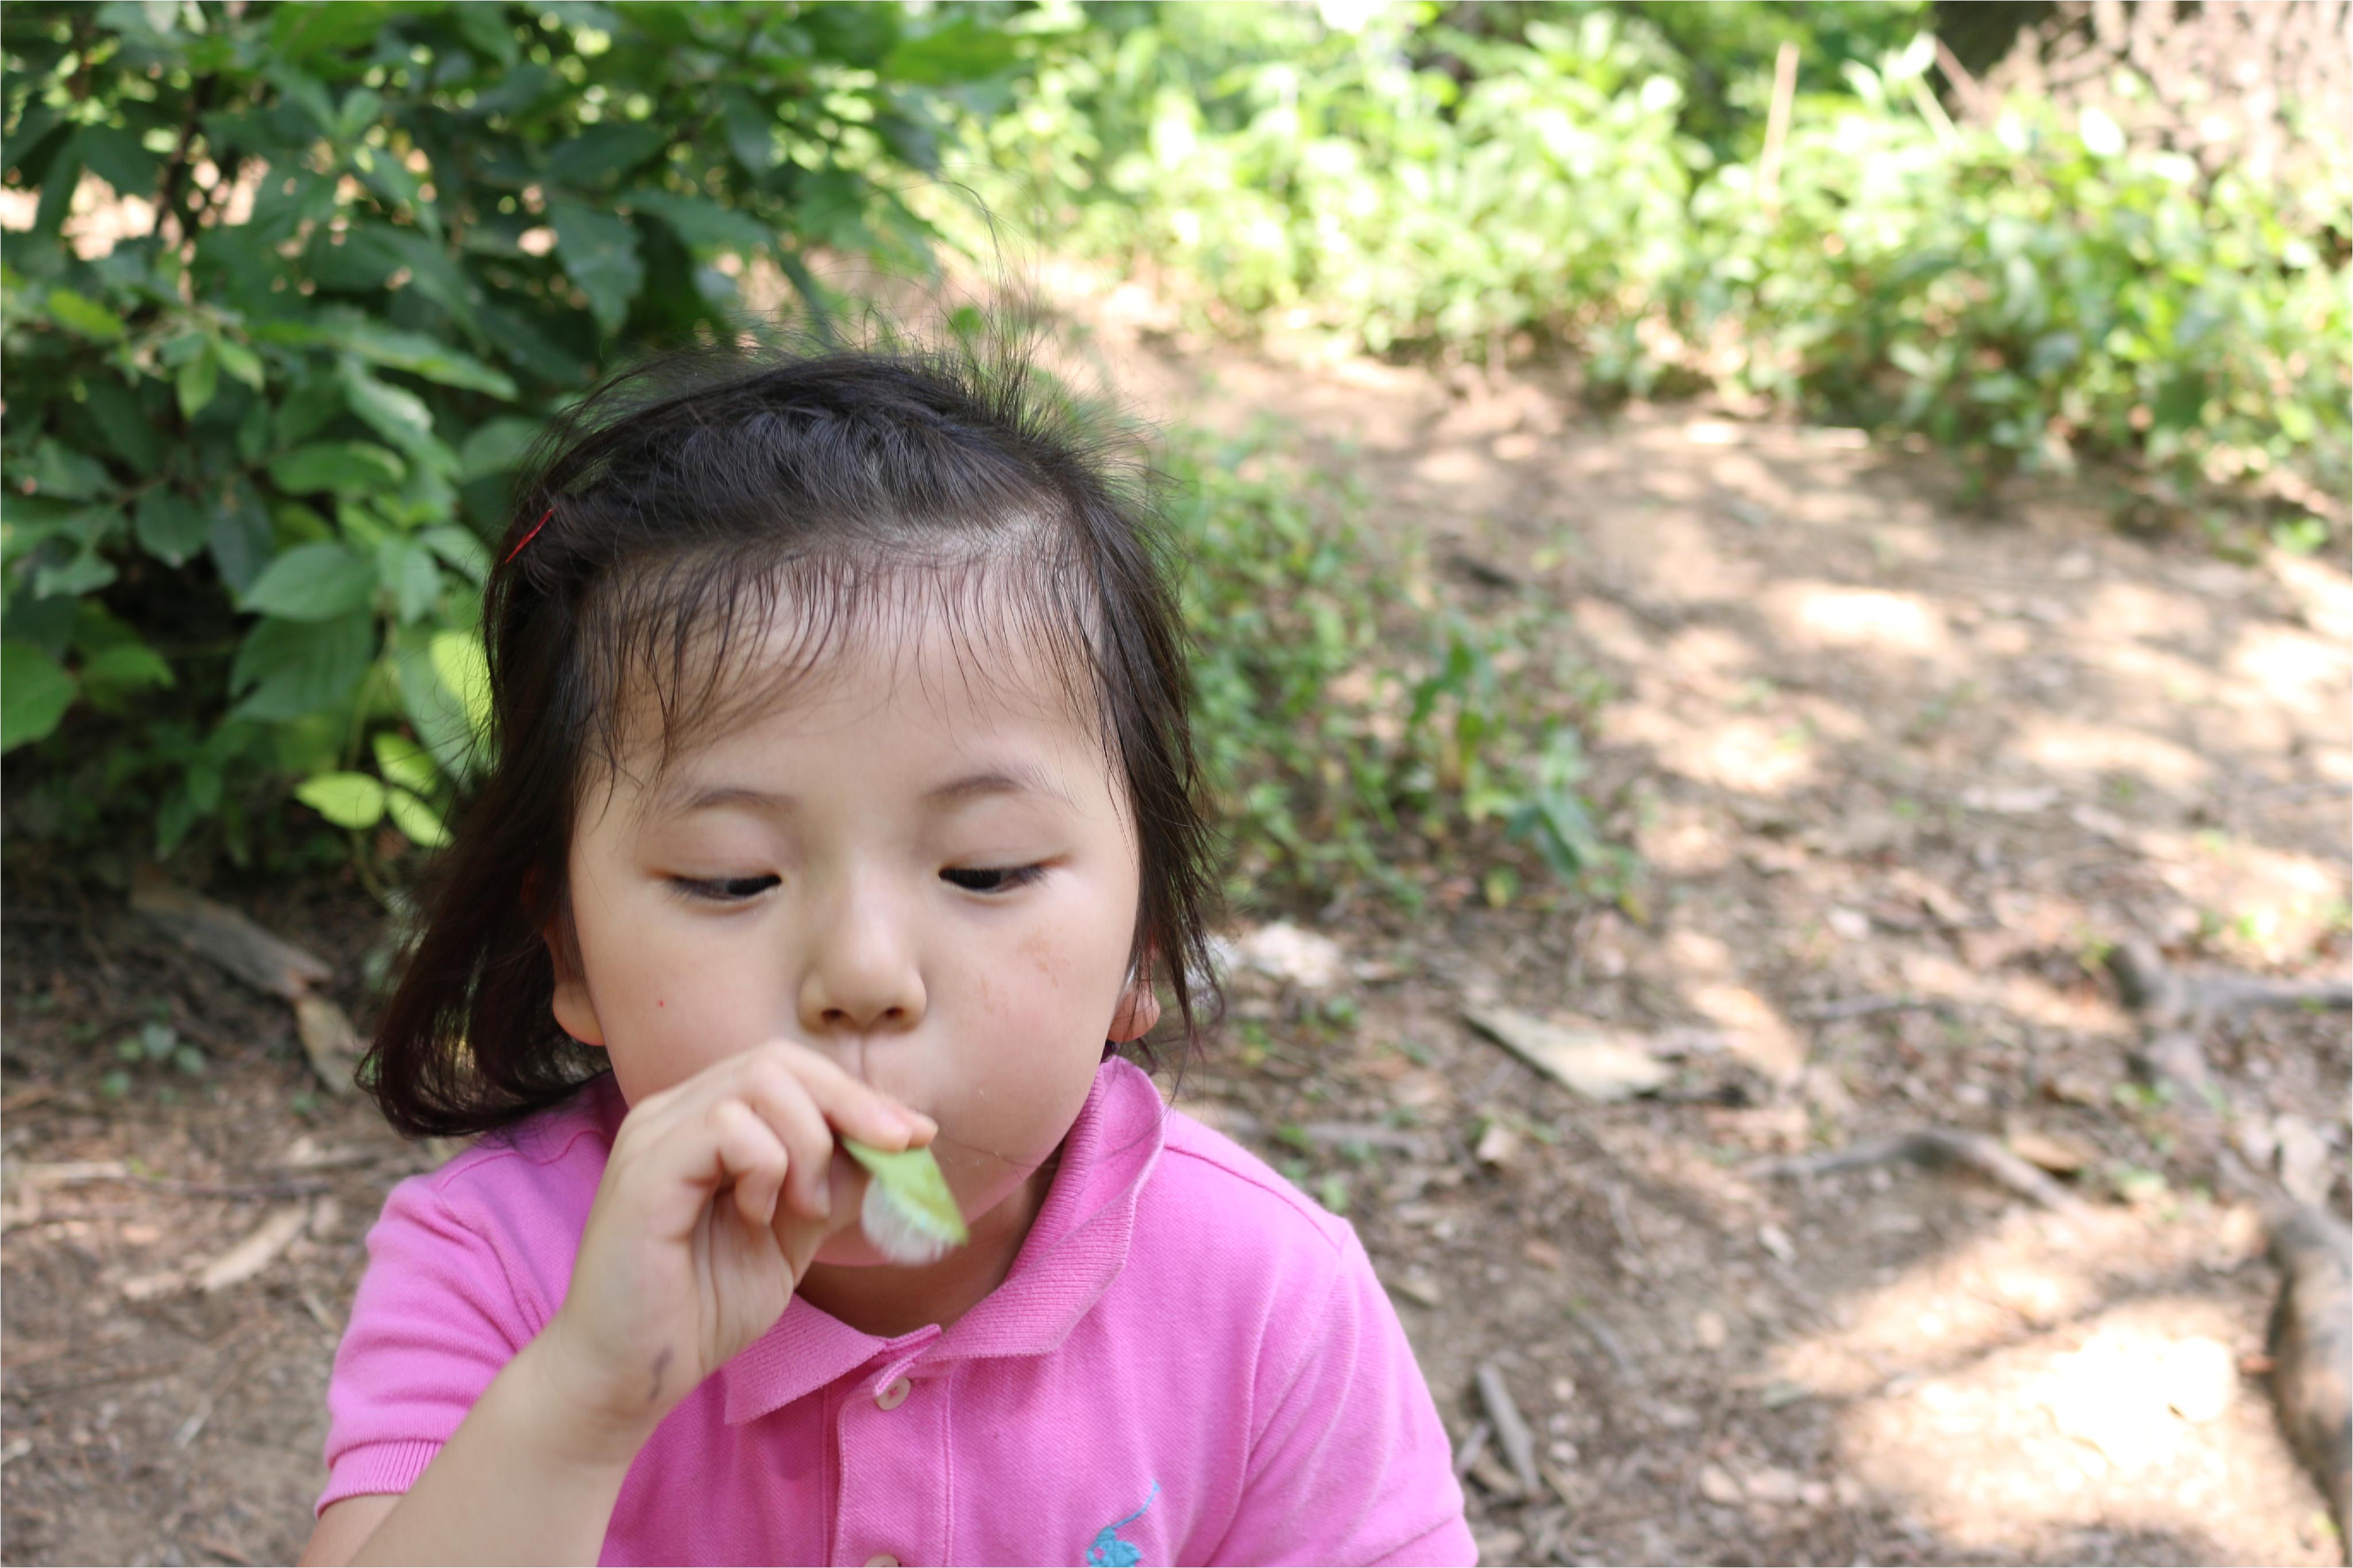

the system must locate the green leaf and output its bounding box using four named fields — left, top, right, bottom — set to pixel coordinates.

left=338, top=358, right=451, bottom=469
left=46, top=287, right=125, bottom=341
left=453, top=3, right=519, bottom=64
left=33, top=551, right=117, bottom=598
left=842, top=1138, right=969, bottom=1258
left=376, top=535, right=442, bottom=623
left=295, top=771, right=387, bottom=829
left=229, top=611, right=376, bottom=721
left=271, top=2, right=395, bottom=63
left=397, top=640, right=479, bottom=779
left=383, top=784, right=451, bottom=848
left=419, top=524, right=490, bottom=584
left=258, top=312, right=517, bottom=398
left=213, top=337, right=266, bottom=391
left=549, top=123, right=667, bottom=187
left=82, top=378, right=164, bottom=474
left=80, top=640, right=173, bottom=690
left=547, top=200, right=643, bottom=335
left=721, top=87, right=777, bottom=173
left=240, top=542, right=376, bottom=620
left=207, top=477, right=275, bottom=594
left=79, top=639, right=175, bottom=712
left=133, top=489, right=211, bottom=566
left=24, top=438, right=113, bottom=501
left=628, top=189, right=774, bottom=253
left=883, top=18, right=1021, bottom=85
left=457, top=417, right=542, bottom=481
left=1, top=640, right=75, bottom=752
left=372, top=729, right=441, bottom=794
left=268, top=441, right=408, bottom=496
left=176, top=349, right=221, bottom=419
left=429, top=628, right=491, bottom=739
